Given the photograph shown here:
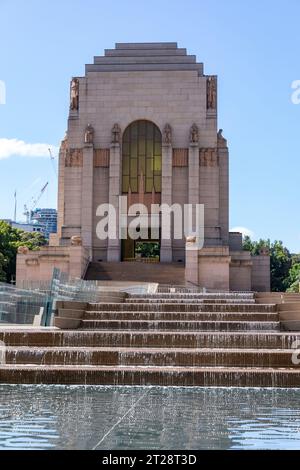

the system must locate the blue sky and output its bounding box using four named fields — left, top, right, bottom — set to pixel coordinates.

left=0, top=0, right=299, bottom=252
